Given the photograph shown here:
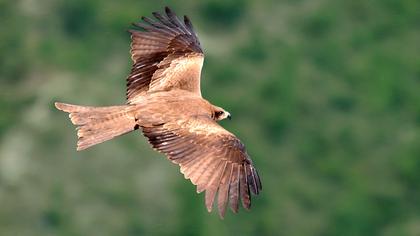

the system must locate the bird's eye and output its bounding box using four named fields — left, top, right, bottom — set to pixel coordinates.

left=215, top=111, right=224, bottom=117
